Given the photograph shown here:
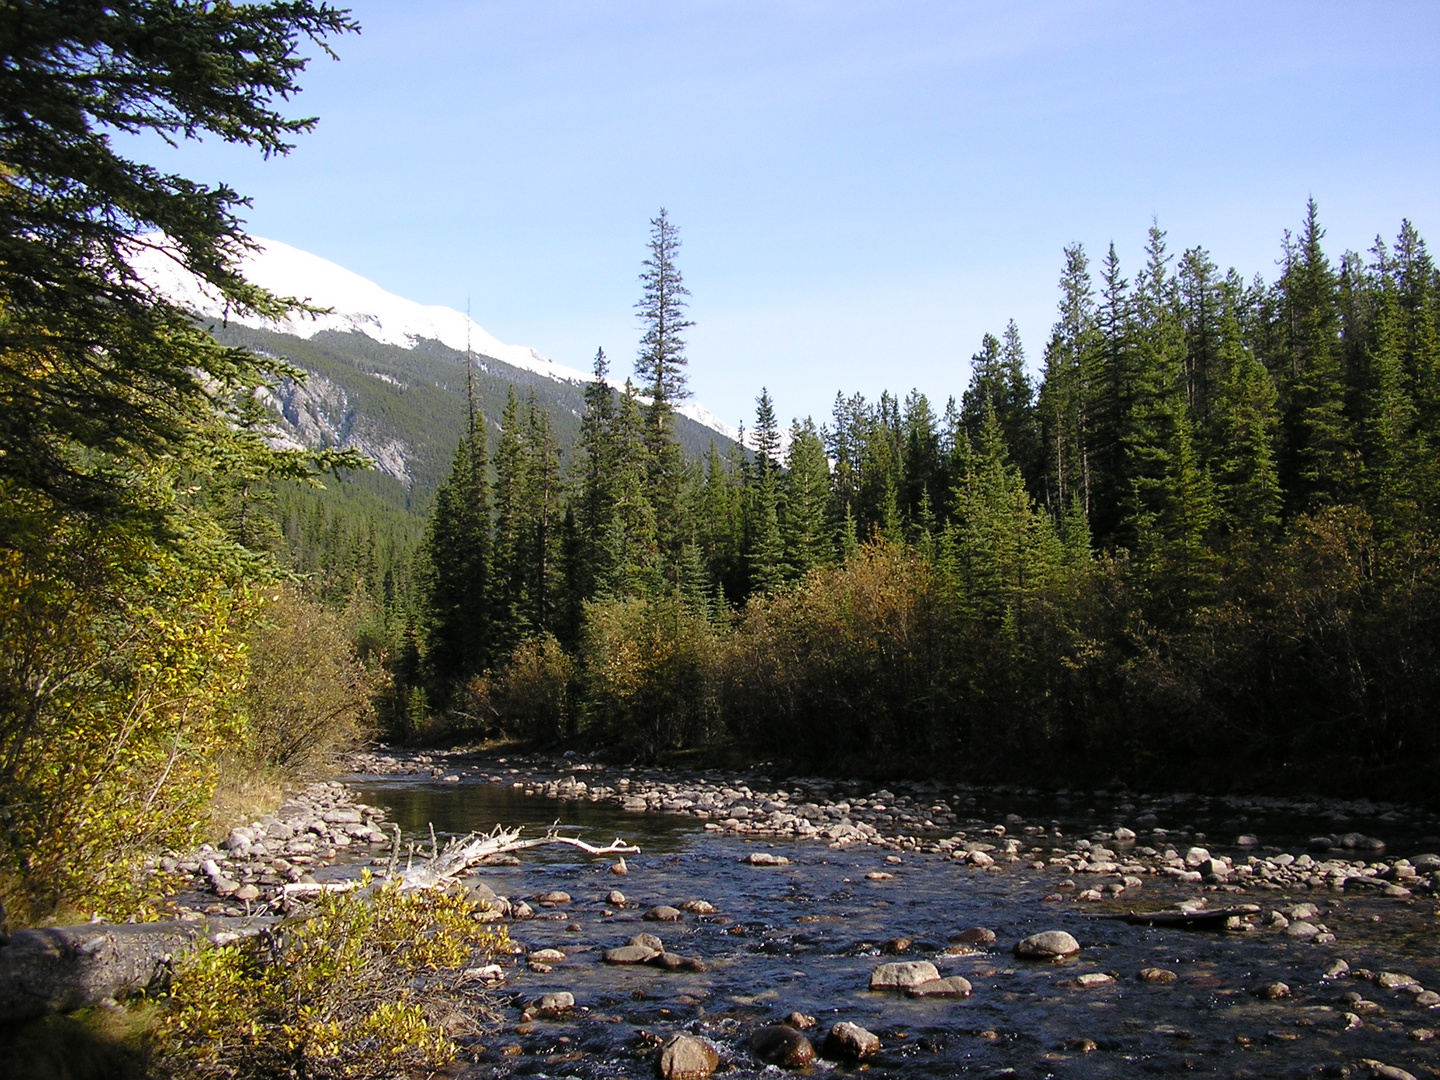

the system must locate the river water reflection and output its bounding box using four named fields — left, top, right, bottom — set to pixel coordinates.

left=349, top=776, right=1440, bottom=1079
